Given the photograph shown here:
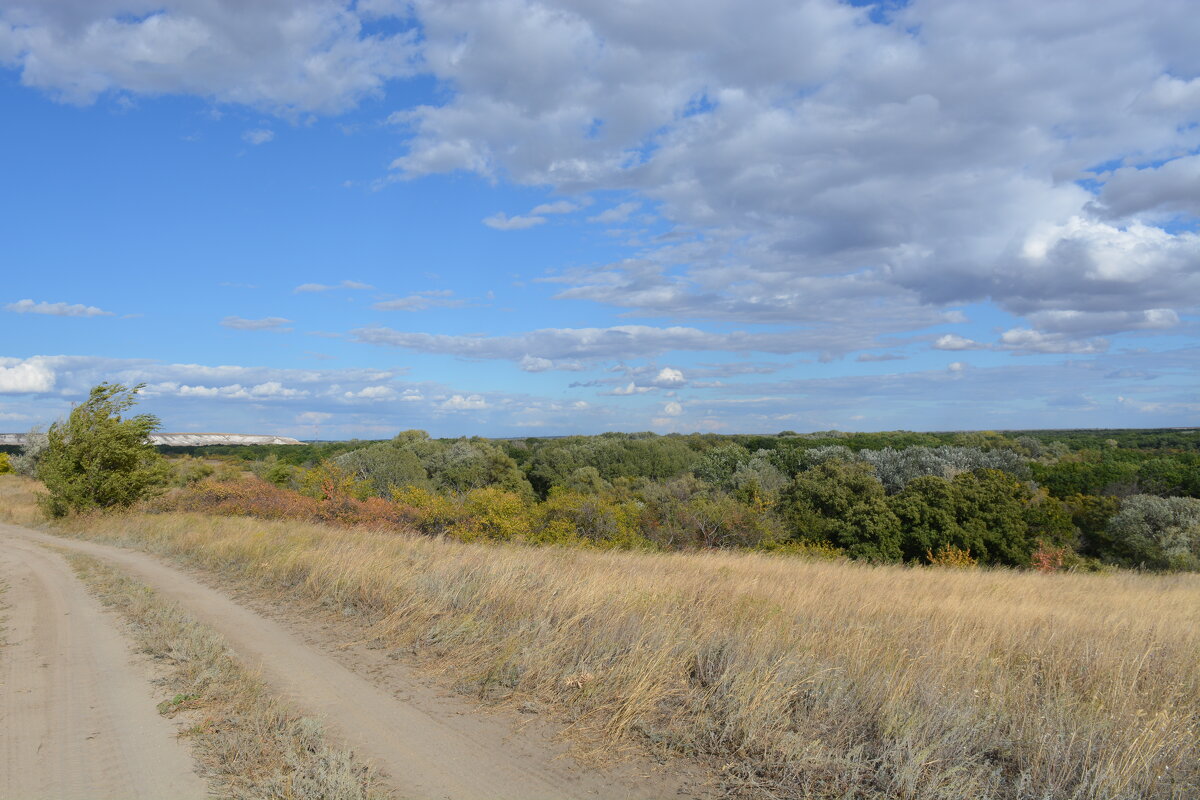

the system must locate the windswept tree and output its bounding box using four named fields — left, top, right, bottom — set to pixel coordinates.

left=38, top=382, right=170, bottom=517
